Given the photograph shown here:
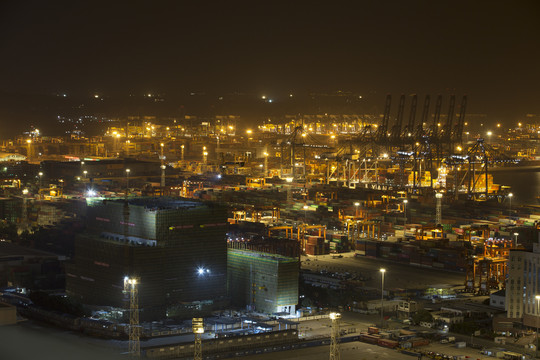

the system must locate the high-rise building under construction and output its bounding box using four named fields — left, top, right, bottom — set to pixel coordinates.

left=66, top=197, right=228, bottom=319
left=227, top=248, right=299, bottom=316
